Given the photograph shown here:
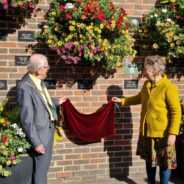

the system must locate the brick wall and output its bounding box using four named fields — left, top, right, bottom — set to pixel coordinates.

left=0, top=0, right=183, bottom=183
